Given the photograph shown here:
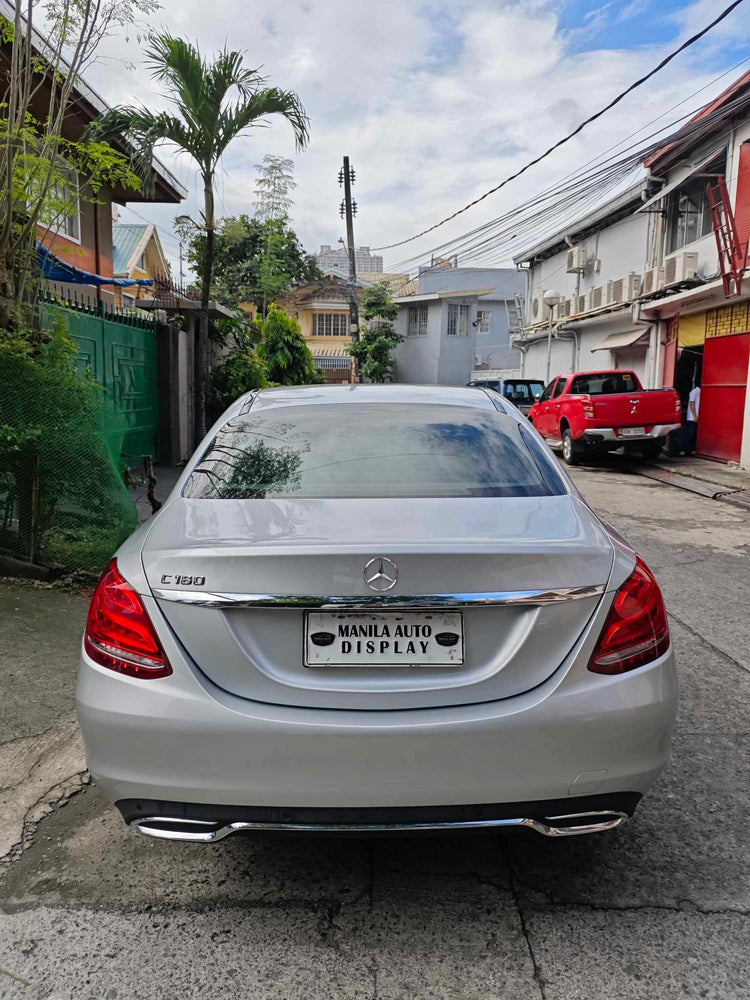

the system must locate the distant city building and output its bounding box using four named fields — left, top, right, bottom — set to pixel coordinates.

left=316, top=244, right=383, bottom=273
